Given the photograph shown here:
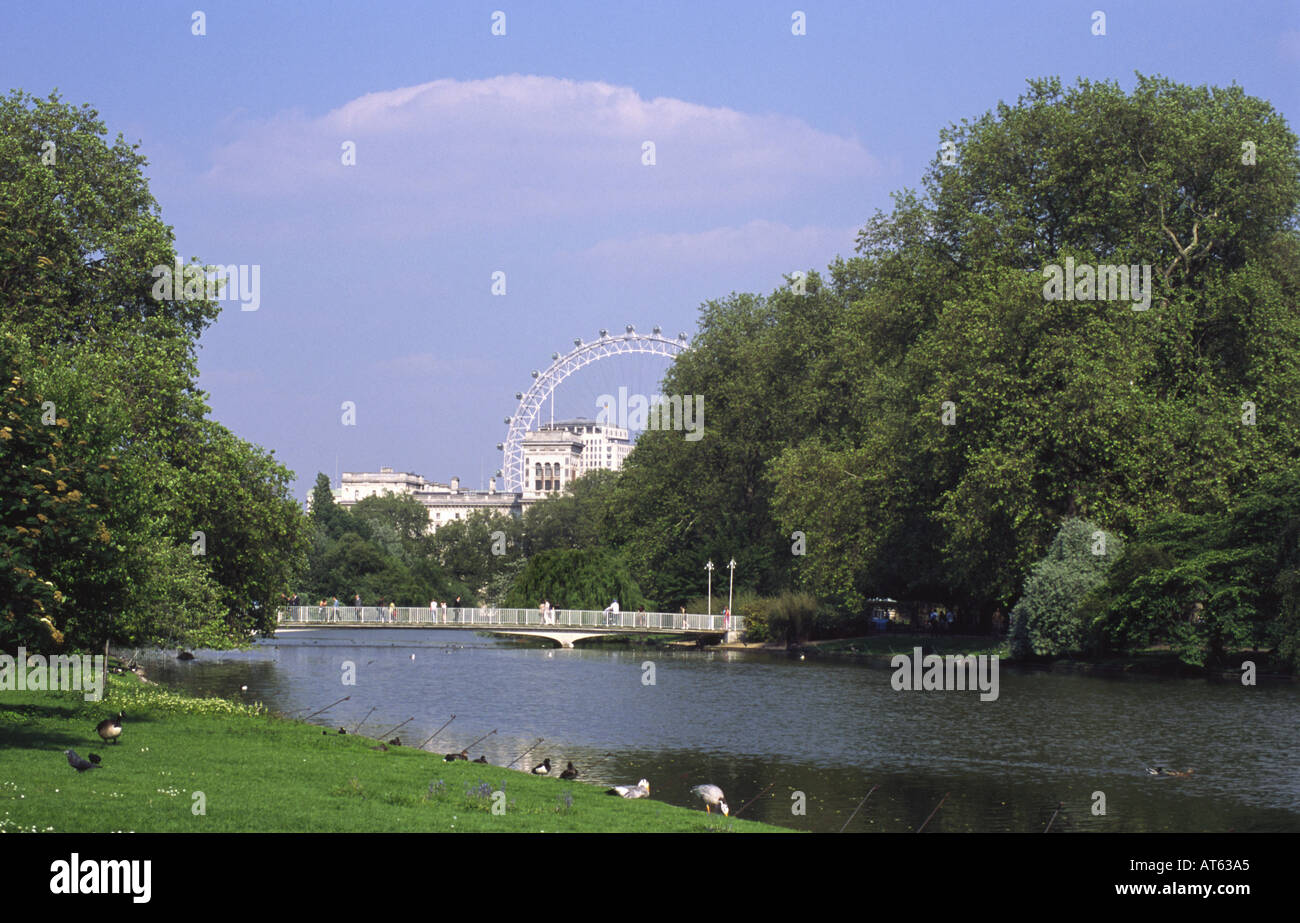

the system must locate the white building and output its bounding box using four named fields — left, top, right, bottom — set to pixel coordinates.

left=331, top=468, right=520, bottom=533
left=533, top=418, right=632, bottom=480
left=331, top=421, right=630, bottom=531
